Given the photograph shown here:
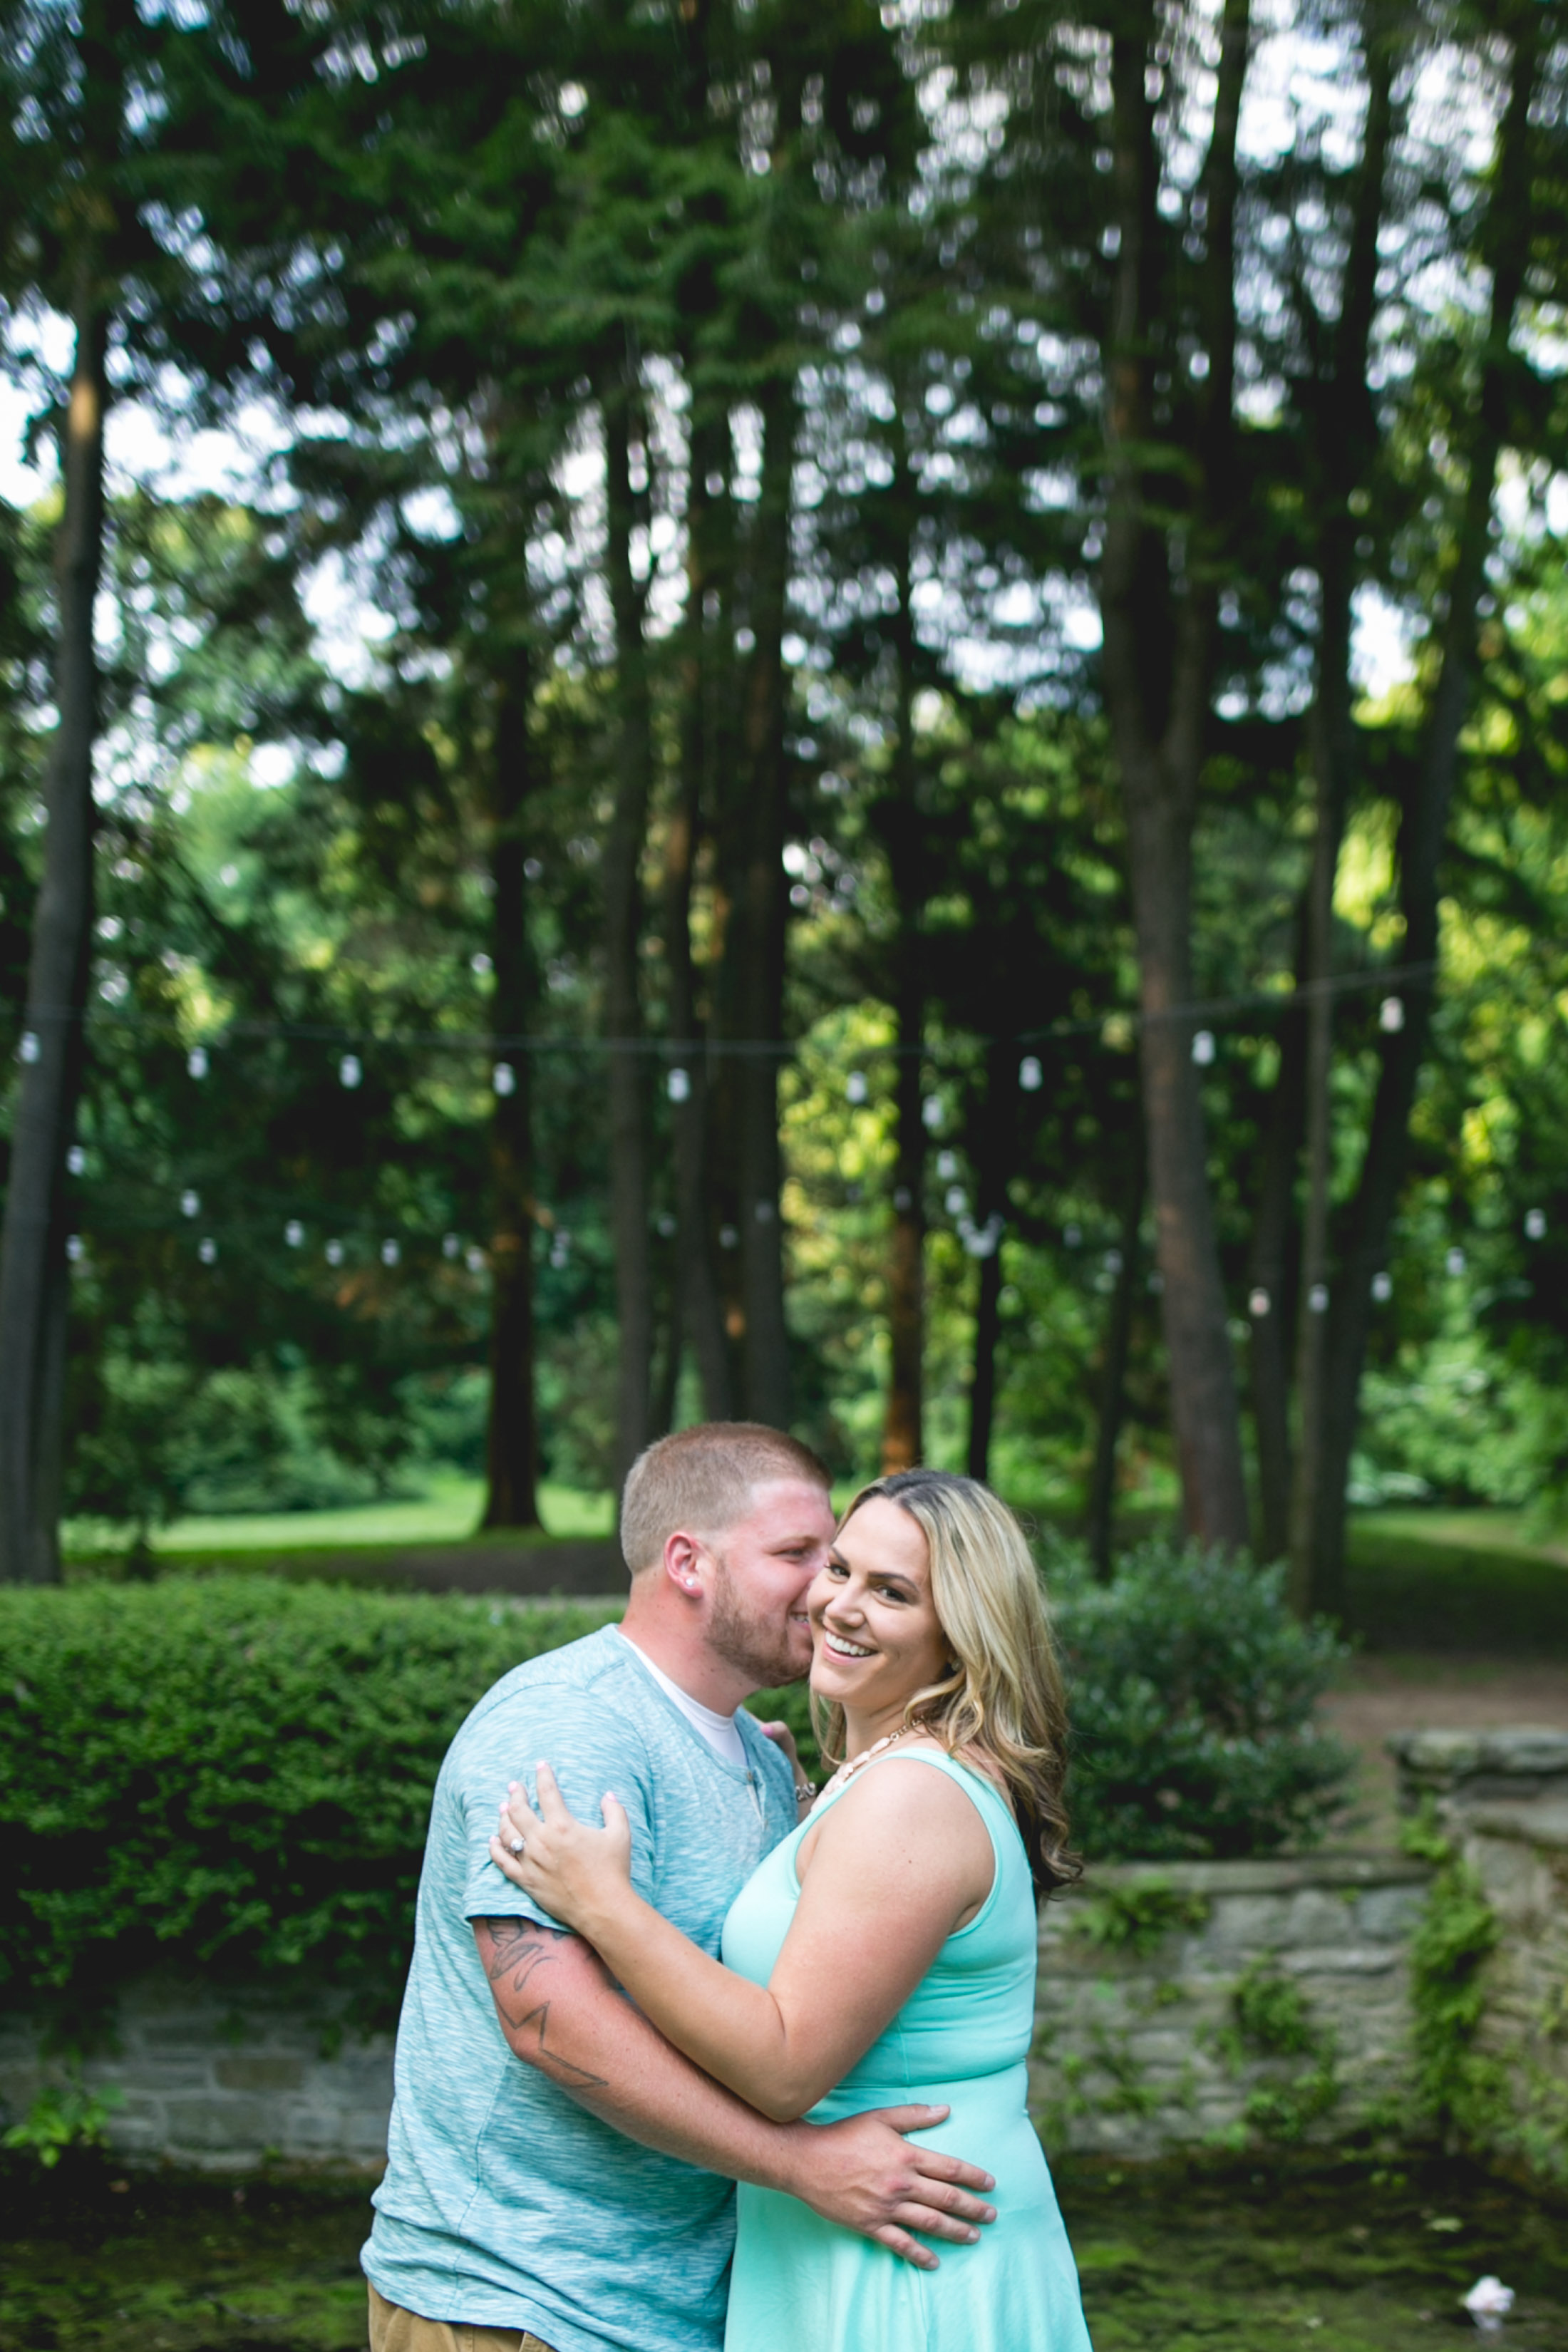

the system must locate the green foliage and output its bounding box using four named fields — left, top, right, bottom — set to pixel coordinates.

left=1211, top=1962, right=1341, bottom=2147
left=1051, top=1542, right=1354, bottom=1862
left=0, top=1579, right=619, bottom=2032
left=1, top=2075, right=123, bottom=2170
left=1405, top=1832, right=1505, bottom=2145
left=1068, top=1876, right=1210, bottom=1960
